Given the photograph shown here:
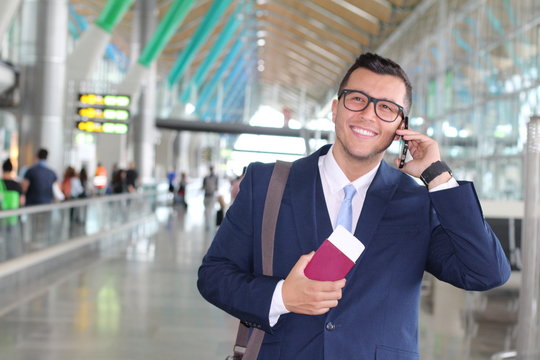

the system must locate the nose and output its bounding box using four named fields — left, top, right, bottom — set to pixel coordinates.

left=360, top=100, right=378, bottom=119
